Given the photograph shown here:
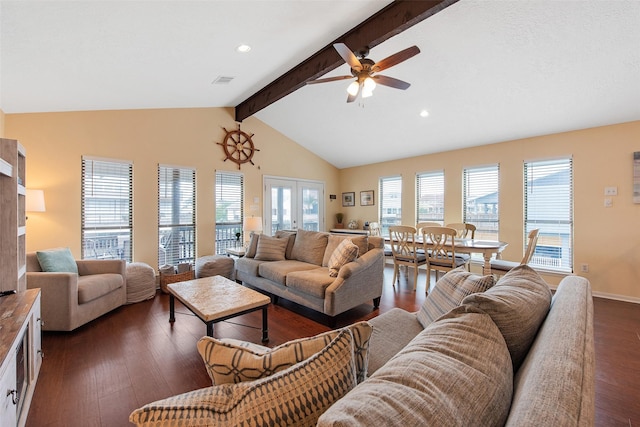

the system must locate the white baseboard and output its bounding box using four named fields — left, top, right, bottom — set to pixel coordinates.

left=592, top=291, right=640, bottom=304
